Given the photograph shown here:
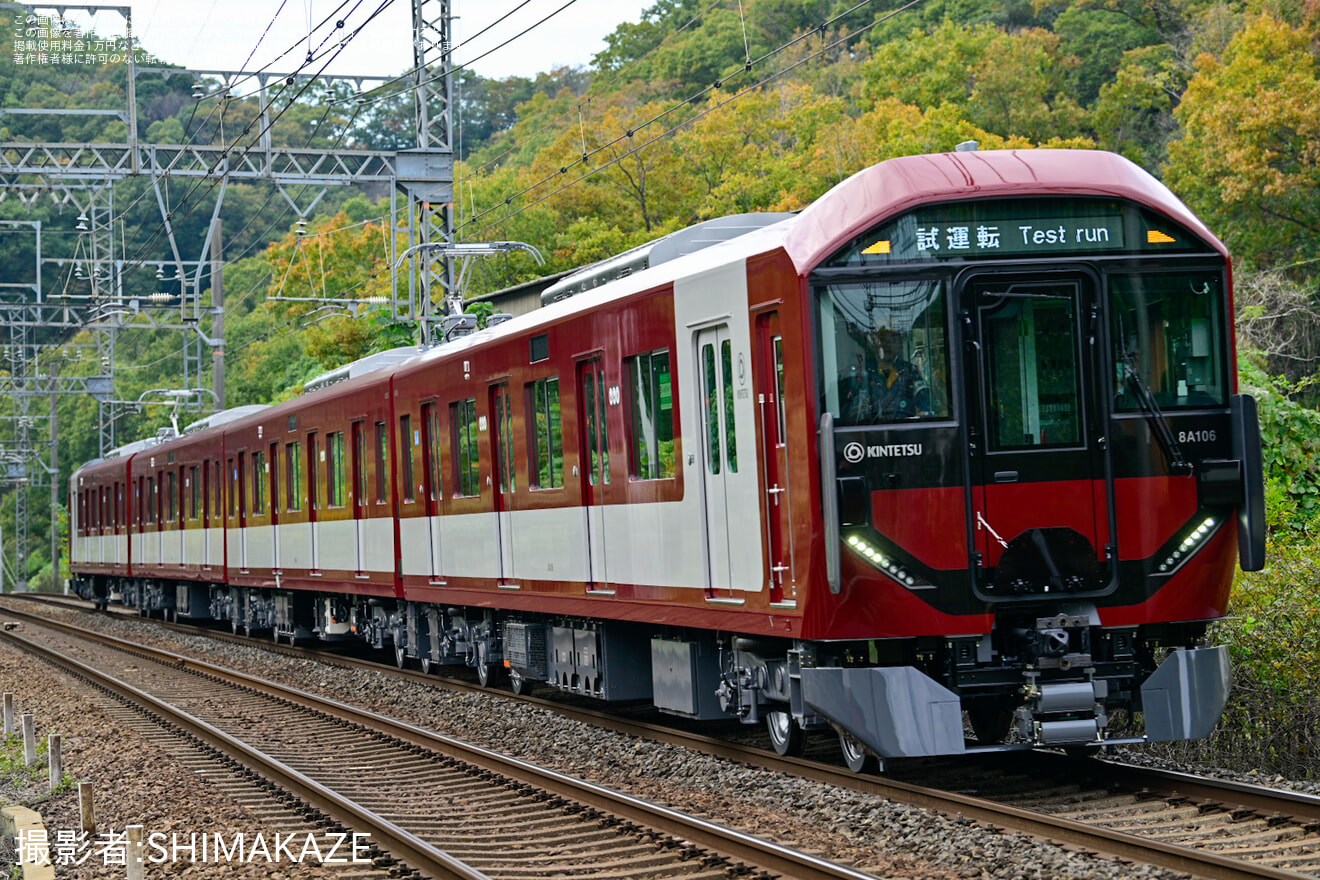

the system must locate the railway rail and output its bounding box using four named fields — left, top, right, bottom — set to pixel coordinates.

left=7, top=595, right=1320, bottom=880
left=0, top=600, right=882, bottom=880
